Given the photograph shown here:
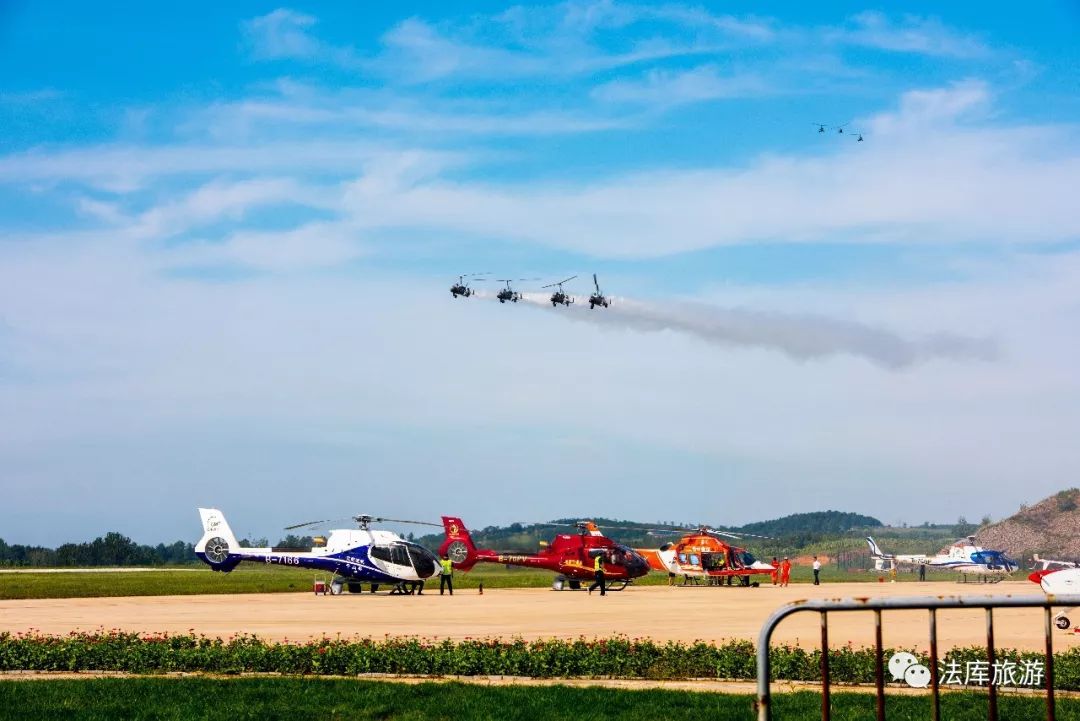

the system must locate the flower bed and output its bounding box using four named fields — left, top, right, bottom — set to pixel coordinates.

left=0, top=632, right=1071, bottom=688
